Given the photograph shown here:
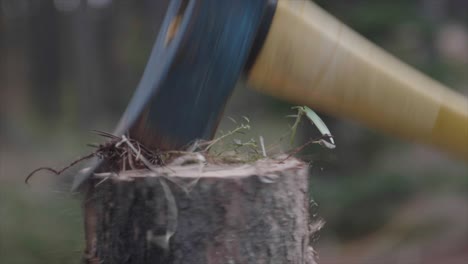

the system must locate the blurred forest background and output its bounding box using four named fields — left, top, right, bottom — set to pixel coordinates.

left=1, top=0, right=467, bottom=263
